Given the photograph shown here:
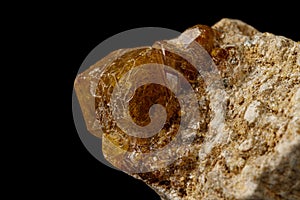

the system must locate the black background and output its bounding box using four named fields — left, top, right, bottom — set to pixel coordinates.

left=26, top=3, right=299, bottom=200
